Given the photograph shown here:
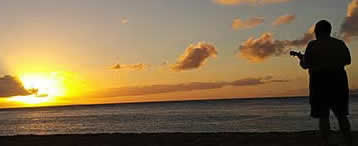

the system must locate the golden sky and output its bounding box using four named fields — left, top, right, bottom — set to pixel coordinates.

left=0, top=0, right=357, bottom=108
